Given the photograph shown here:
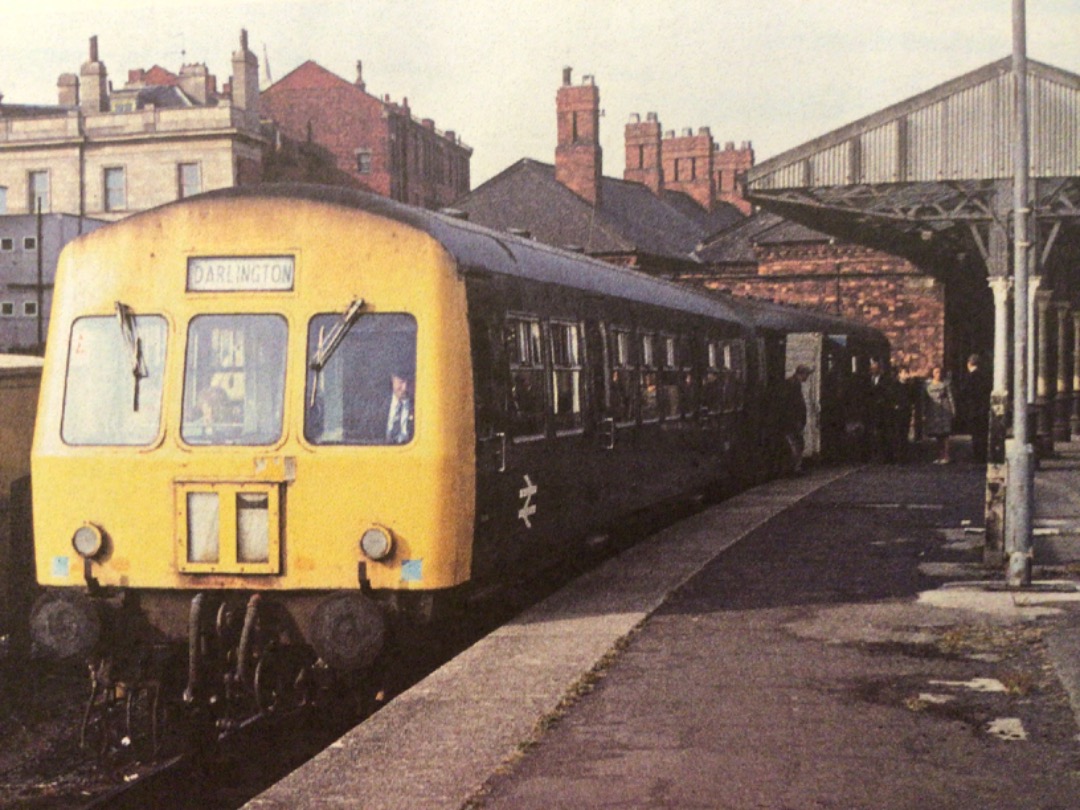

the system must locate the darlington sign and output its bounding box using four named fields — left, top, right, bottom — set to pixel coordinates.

left=187, top=256, right=295, bottom=292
